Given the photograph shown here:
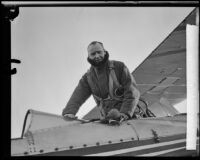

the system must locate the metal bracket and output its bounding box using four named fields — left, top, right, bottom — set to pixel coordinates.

left=151, top=129, right=160, bottom=143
